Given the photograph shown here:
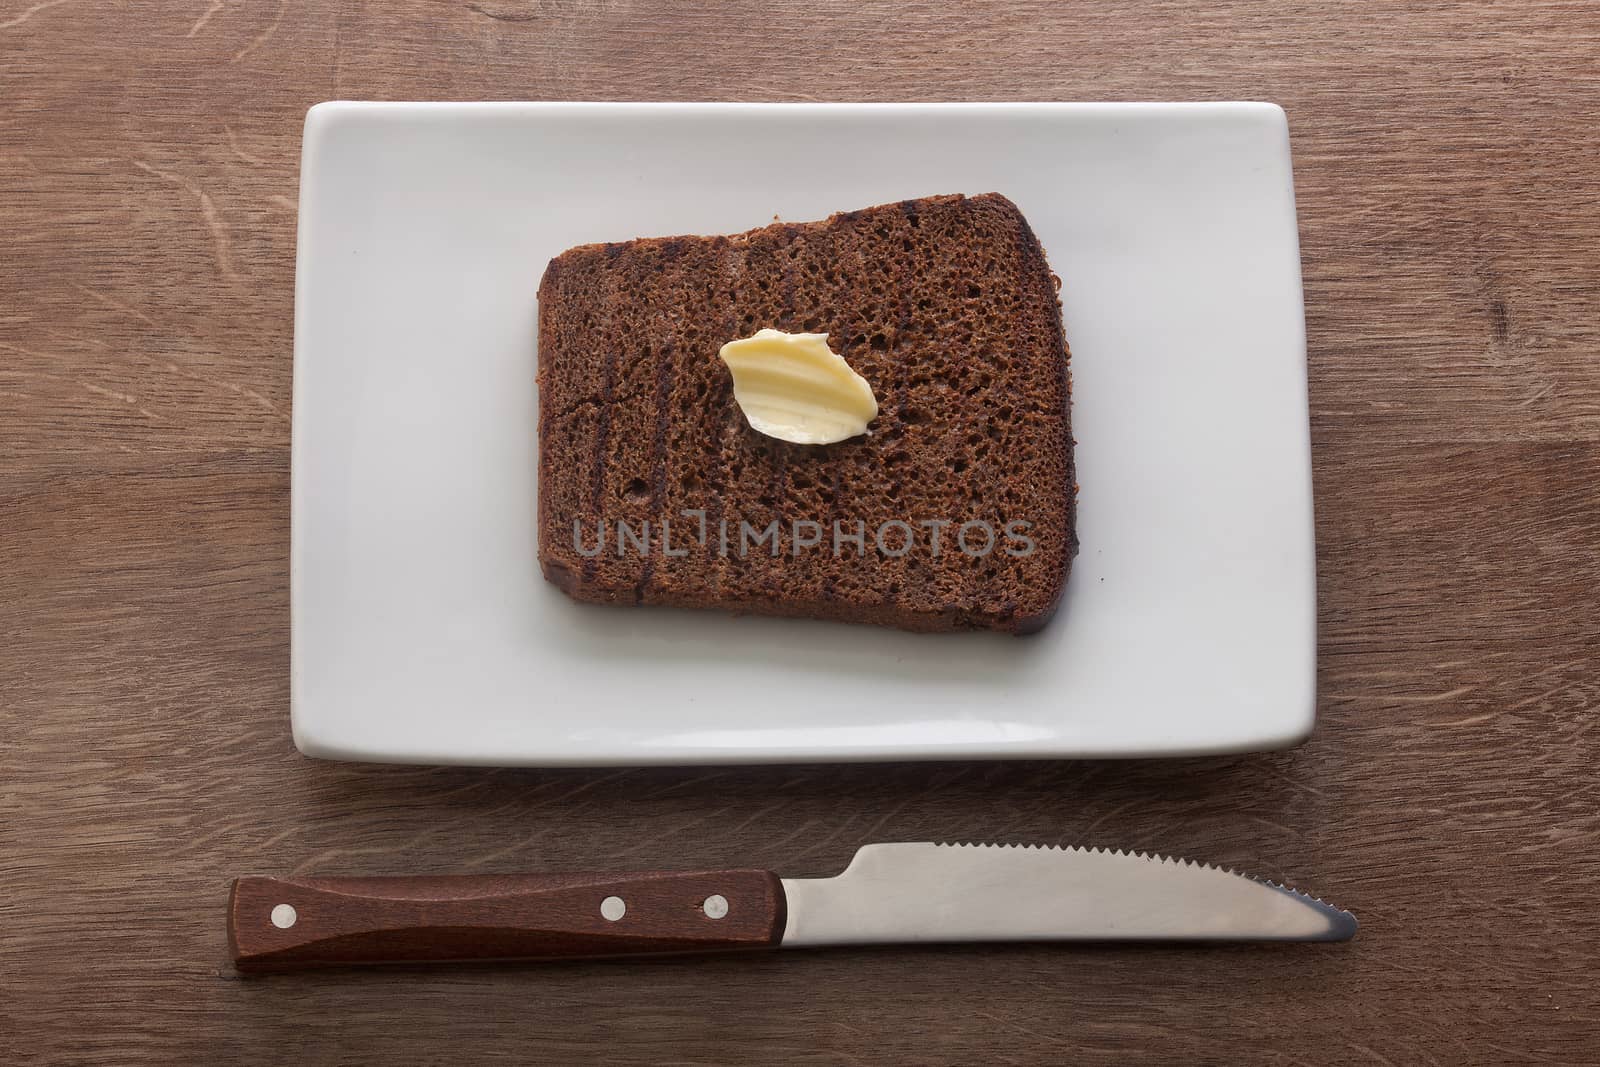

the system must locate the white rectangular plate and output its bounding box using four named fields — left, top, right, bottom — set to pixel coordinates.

left=292, top=101, right=1314, bottom=765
